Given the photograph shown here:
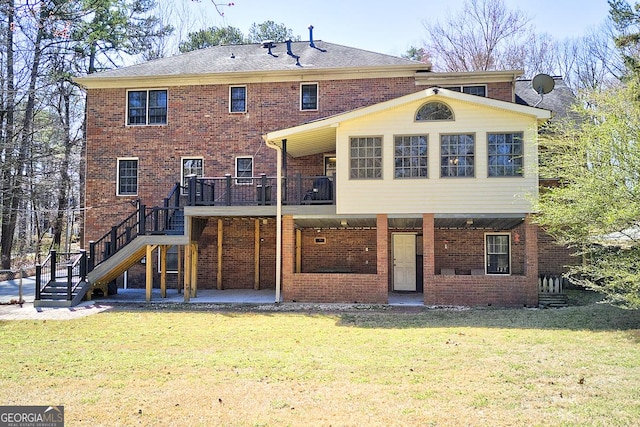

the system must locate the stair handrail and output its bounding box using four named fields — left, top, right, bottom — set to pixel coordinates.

left=35, top=251, right=54, bottom=300
left=35, top=250, right=86, bottom=301
left=88, top=183, right=185, bottom=271
left=66, top=250, right=87, bottom=300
